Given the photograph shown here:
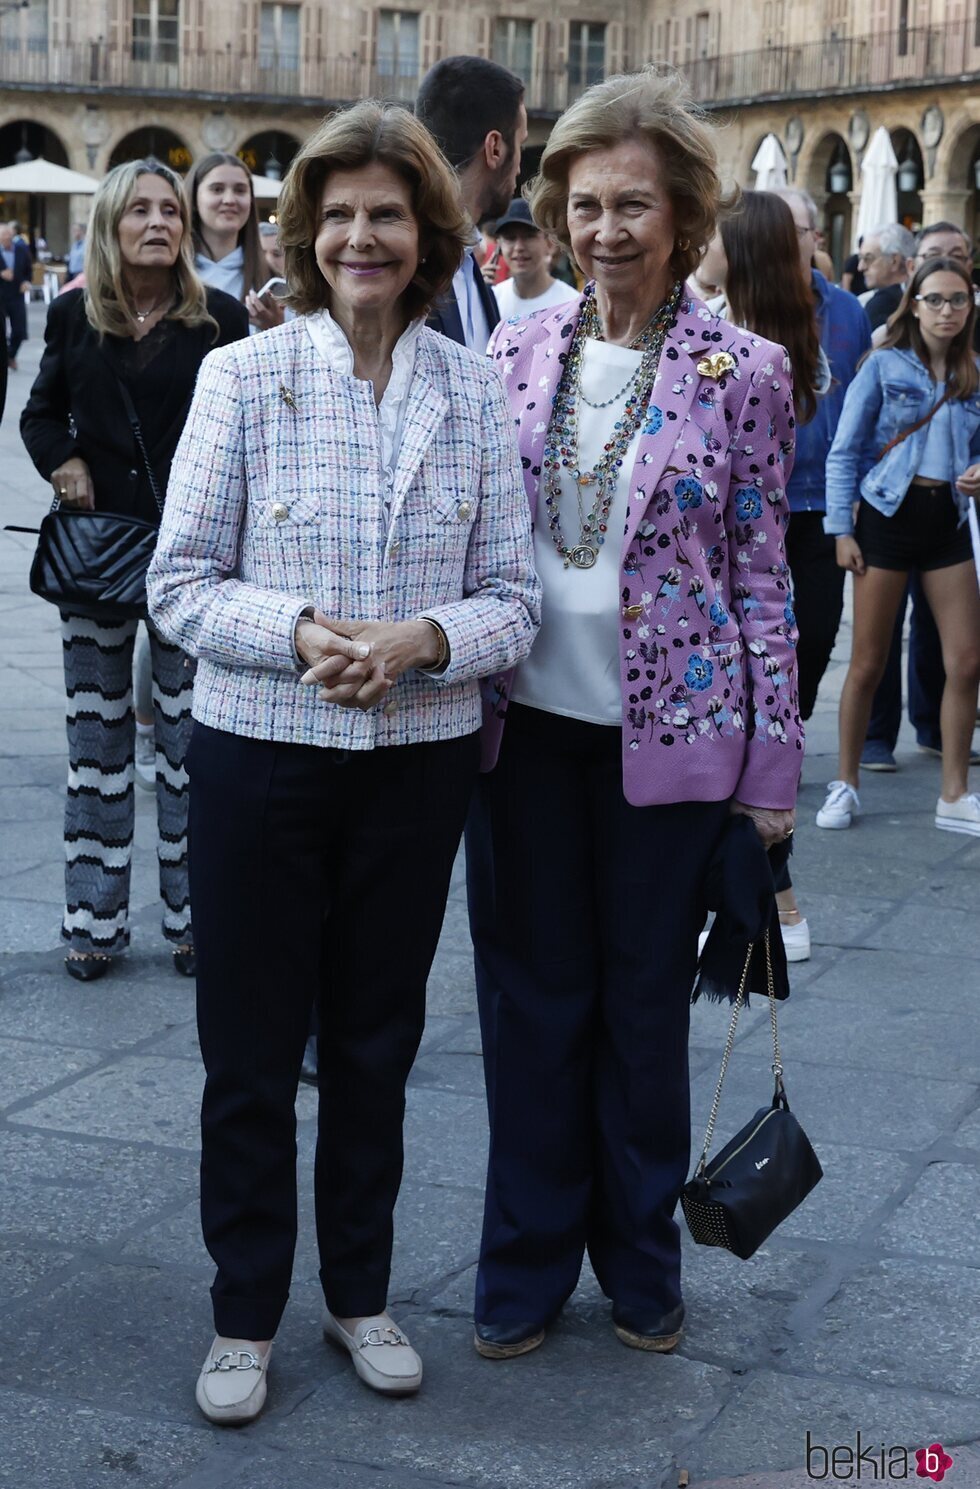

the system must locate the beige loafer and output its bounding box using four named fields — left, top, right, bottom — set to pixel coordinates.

left=195, top=1337, right=271, bottom=1425
left=323, top=1309, right=422, bottom=1395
